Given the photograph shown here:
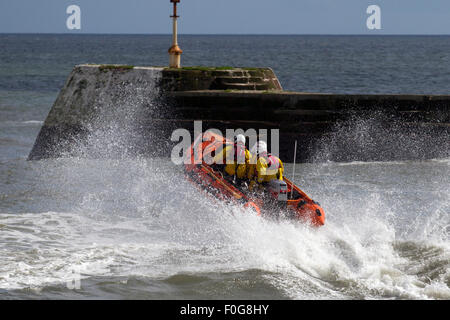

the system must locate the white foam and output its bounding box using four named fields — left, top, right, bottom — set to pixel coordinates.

left=0, top=158, right=448, bottom=299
